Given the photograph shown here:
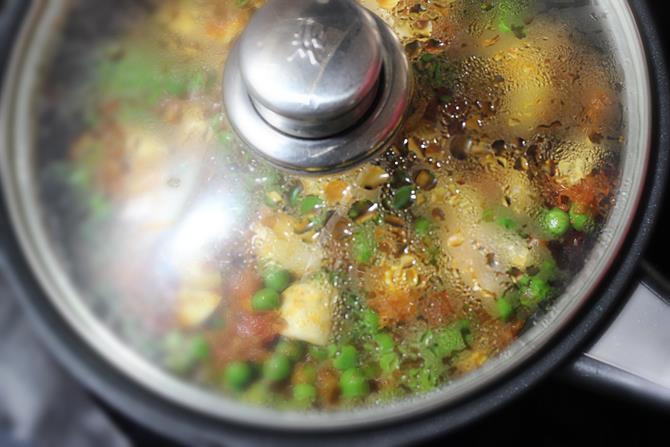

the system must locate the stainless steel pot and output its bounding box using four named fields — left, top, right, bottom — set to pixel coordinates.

left=0, top=1, right=668, bottom=445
